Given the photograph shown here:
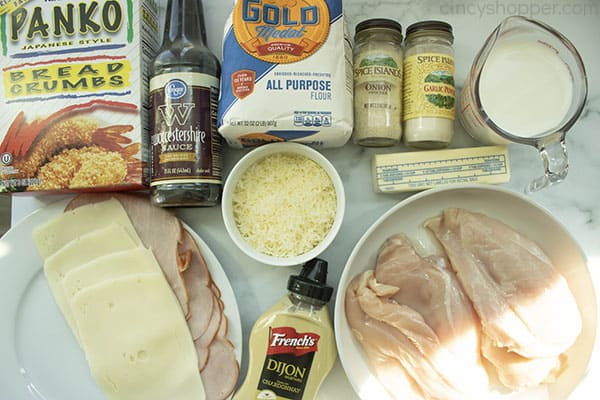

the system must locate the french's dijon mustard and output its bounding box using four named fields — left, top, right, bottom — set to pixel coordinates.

left=233, top=259, right=336, bottom=400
